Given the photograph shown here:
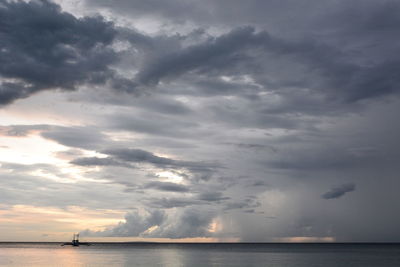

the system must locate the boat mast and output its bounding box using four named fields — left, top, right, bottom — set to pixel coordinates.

left=72, top=233, right=79, bottom=246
